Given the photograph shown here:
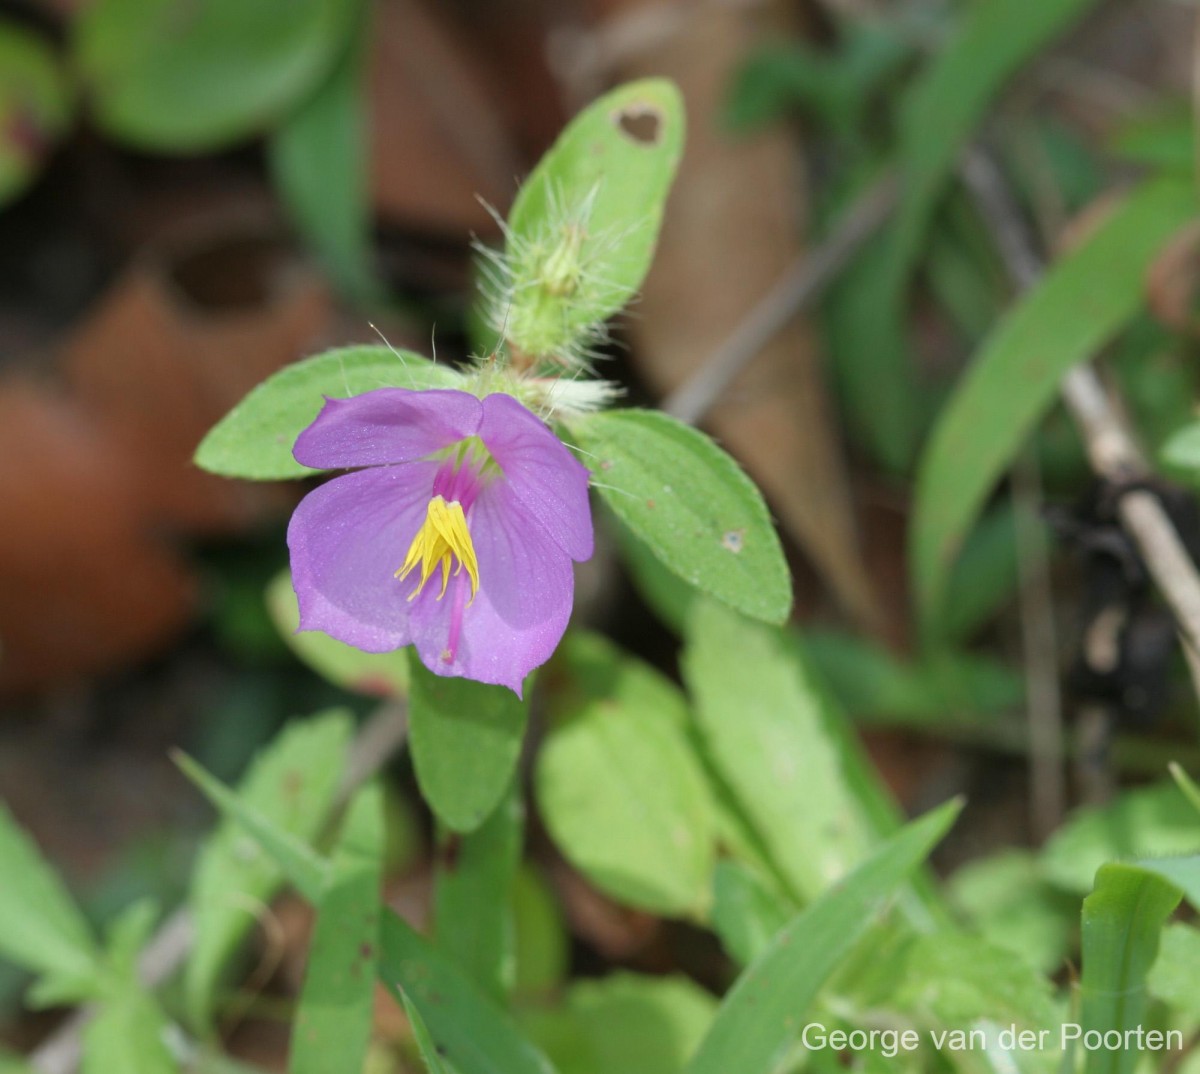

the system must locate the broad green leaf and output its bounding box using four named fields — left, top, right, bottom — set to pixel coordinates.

left=0, top=803, right=102, bottom=1000
left=194, top=345, right=463, bottom=480
left=1040, top=781, right=1200, bottom=895
left=401, top=991, right=453, bottom=1074
left=408, top=655, right=529, bottom=834
left=948, top=850, right=1074, bottom=974
left=573, top=409, right=791, bottom=625
left=1129, top=855, right=1200, bottom=912
left=912, top=176, right=1198, bottom=629
left=73, top=0, right=353, bottom=151
left=184, top=710, right=352, bottom=1030
left=266, top=569, right=409, bottom=697
left=290, top=784, right=384, bottom=1074
left=685, top=799, right=961, bottom=1074
left=529, top=973, right=717, bottom=1074
left=537, top=633, right=715, bottom=917
left=82, top=985, right=177, bottom=1074
left=268, top=5, right=377, bottom=302
left=609, top=511, right=695, bottom=635
left=833, top=0, right=1104, bottom=470
left=379, top=911, right=558, bottom=1074
left=710, top=861, right=791, bottom=966
left=433, top=782, right=522, bottom=1000
left=1080, top=863, right=1182, bottom=1074
left=1148, top=922, right=1200, bottom=1017
left=0, top=22, right=73, bottom=206
left=500, top=79, right=684, bottom=362
left=891, top=932, right=1060, bottom=1049
left=682, top=602, right=875, bottom=902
